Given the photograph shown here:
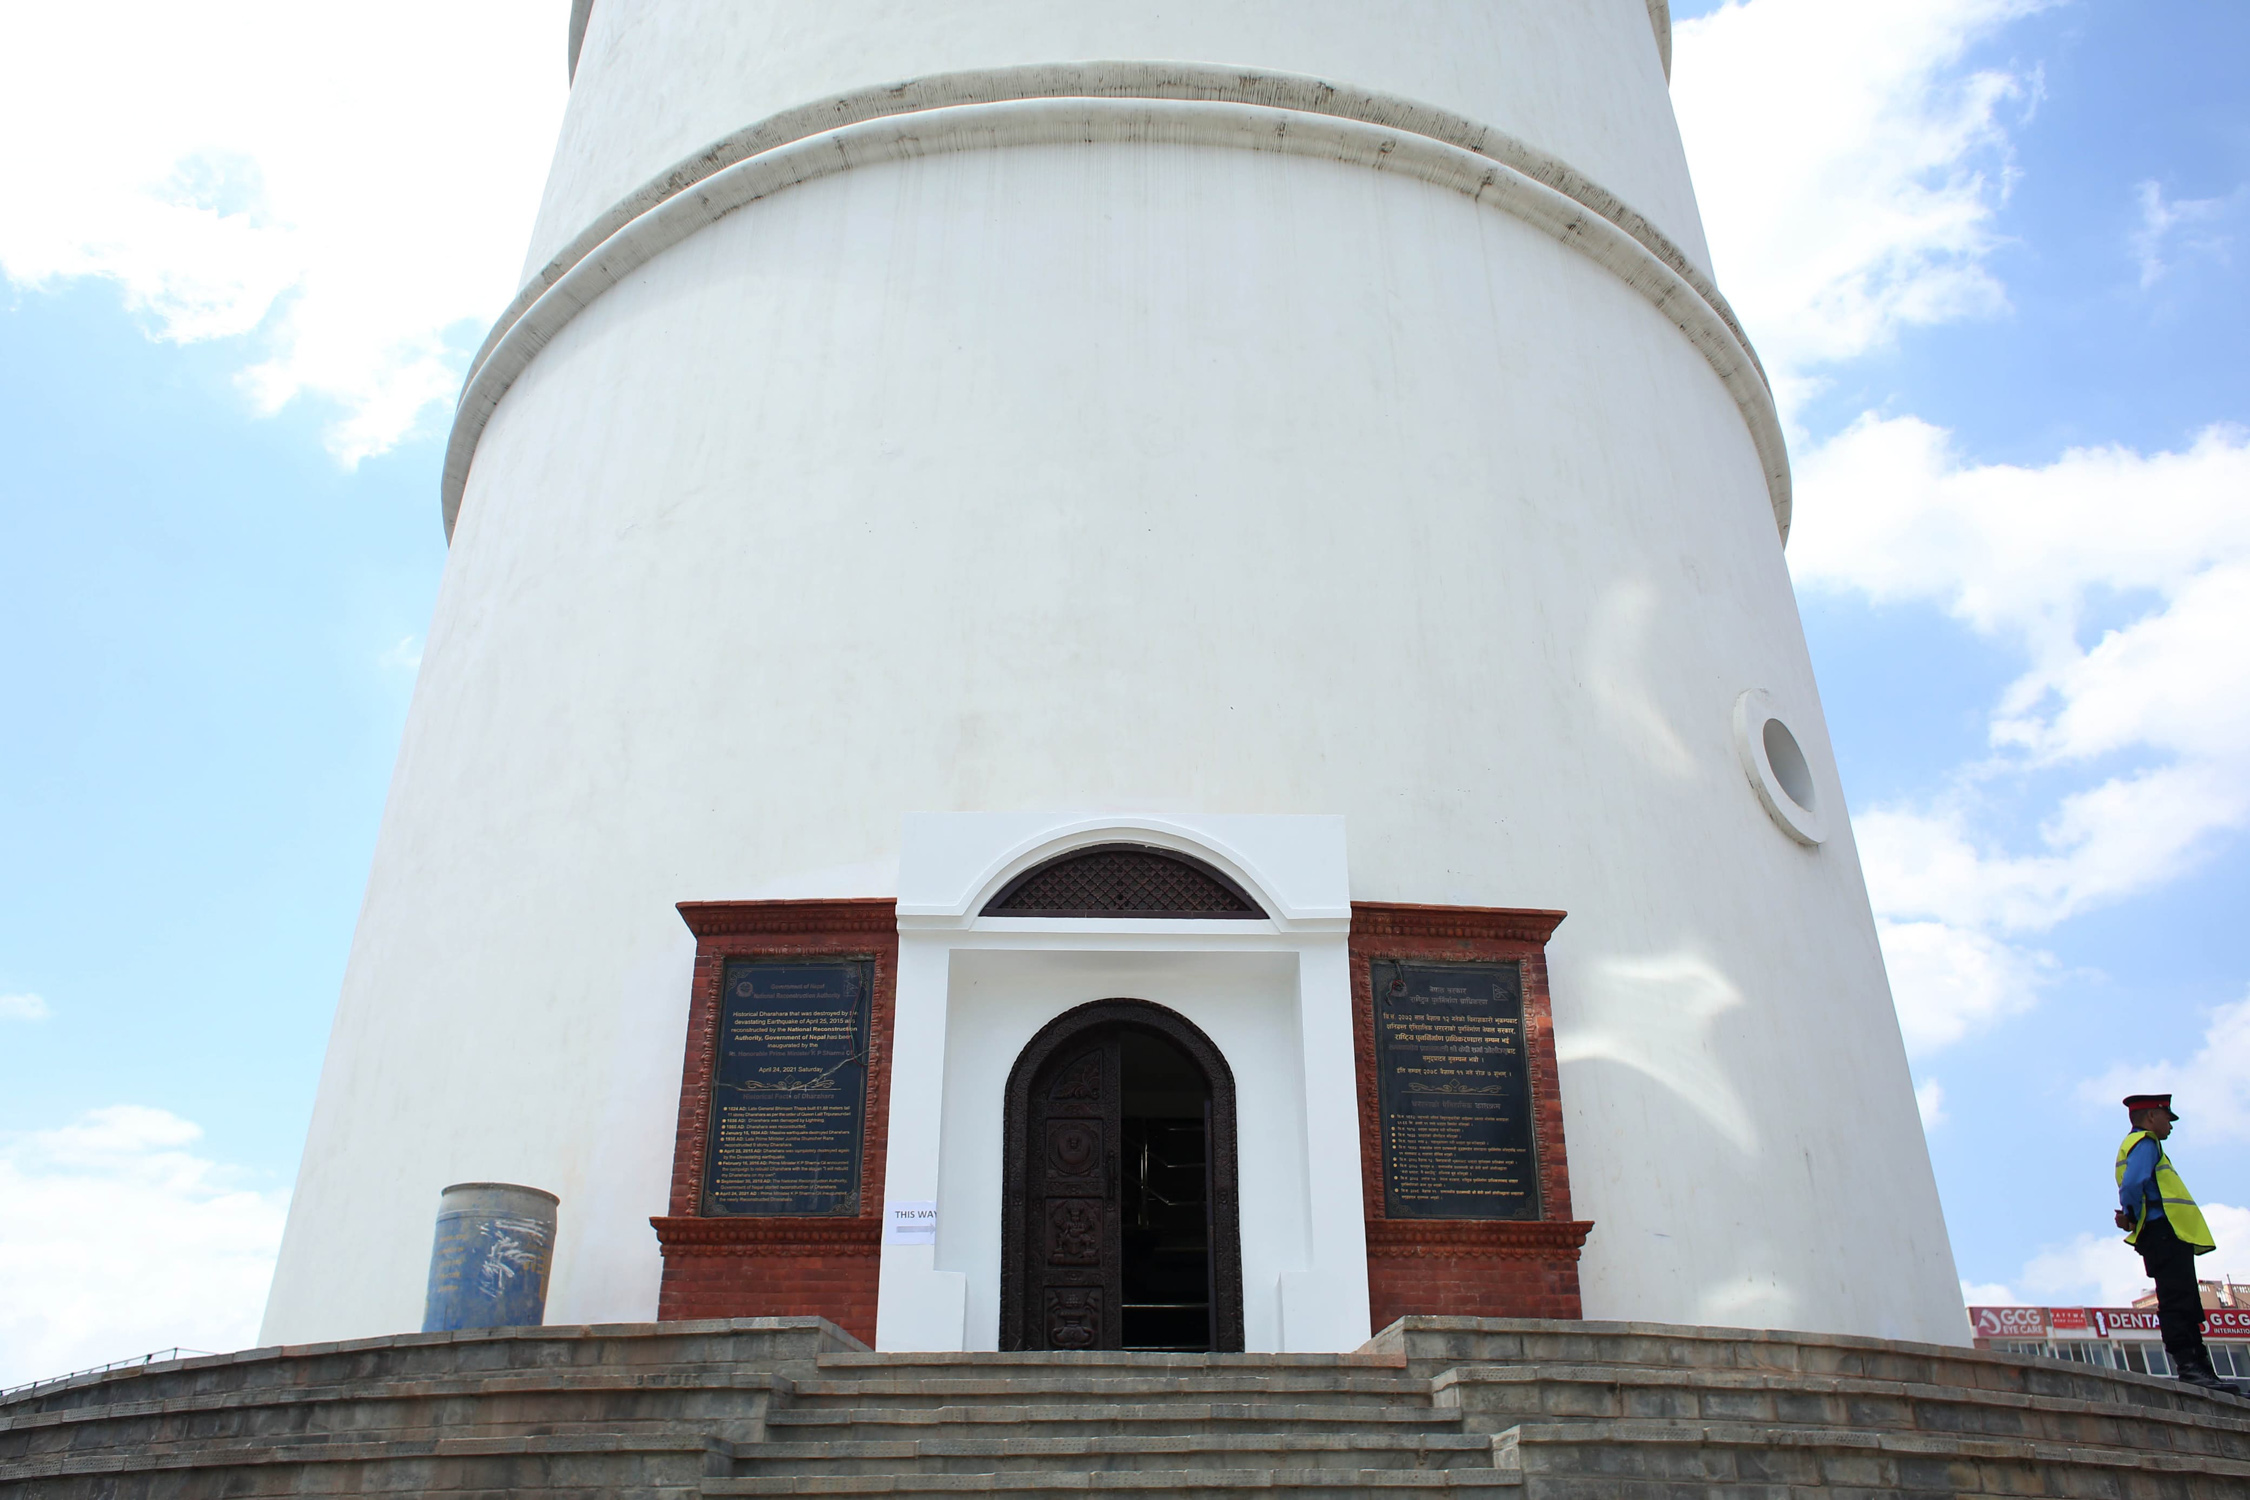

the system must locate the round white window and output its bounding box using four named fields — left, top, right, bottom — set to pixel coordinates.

left=1733, top=689, right=1825, bottom=846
